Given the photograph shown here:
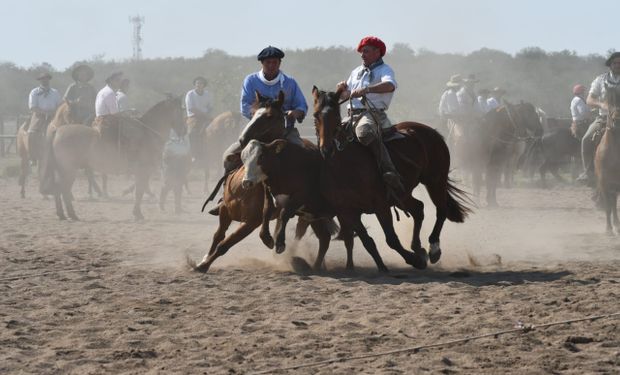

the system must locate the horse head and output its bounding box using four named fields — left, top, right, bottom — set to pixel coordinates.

left=516, top=101, right=544, bottom=137
left=312, top=86, right=343, bottom=158
left=238, top=91, right=286, bottom=147
left=53, top=100, right=81, bottom=126
left=240, top=139, right=287, bottom=190
left=140, top=95, right=185, bottom=137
